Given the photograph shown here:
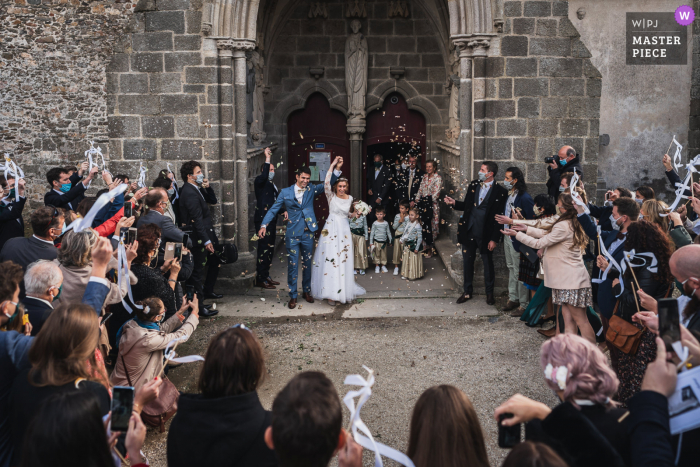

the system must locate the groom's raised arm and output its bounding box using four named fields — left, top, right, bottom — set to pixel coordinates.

left=261, top=193, right=285, bottom=227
